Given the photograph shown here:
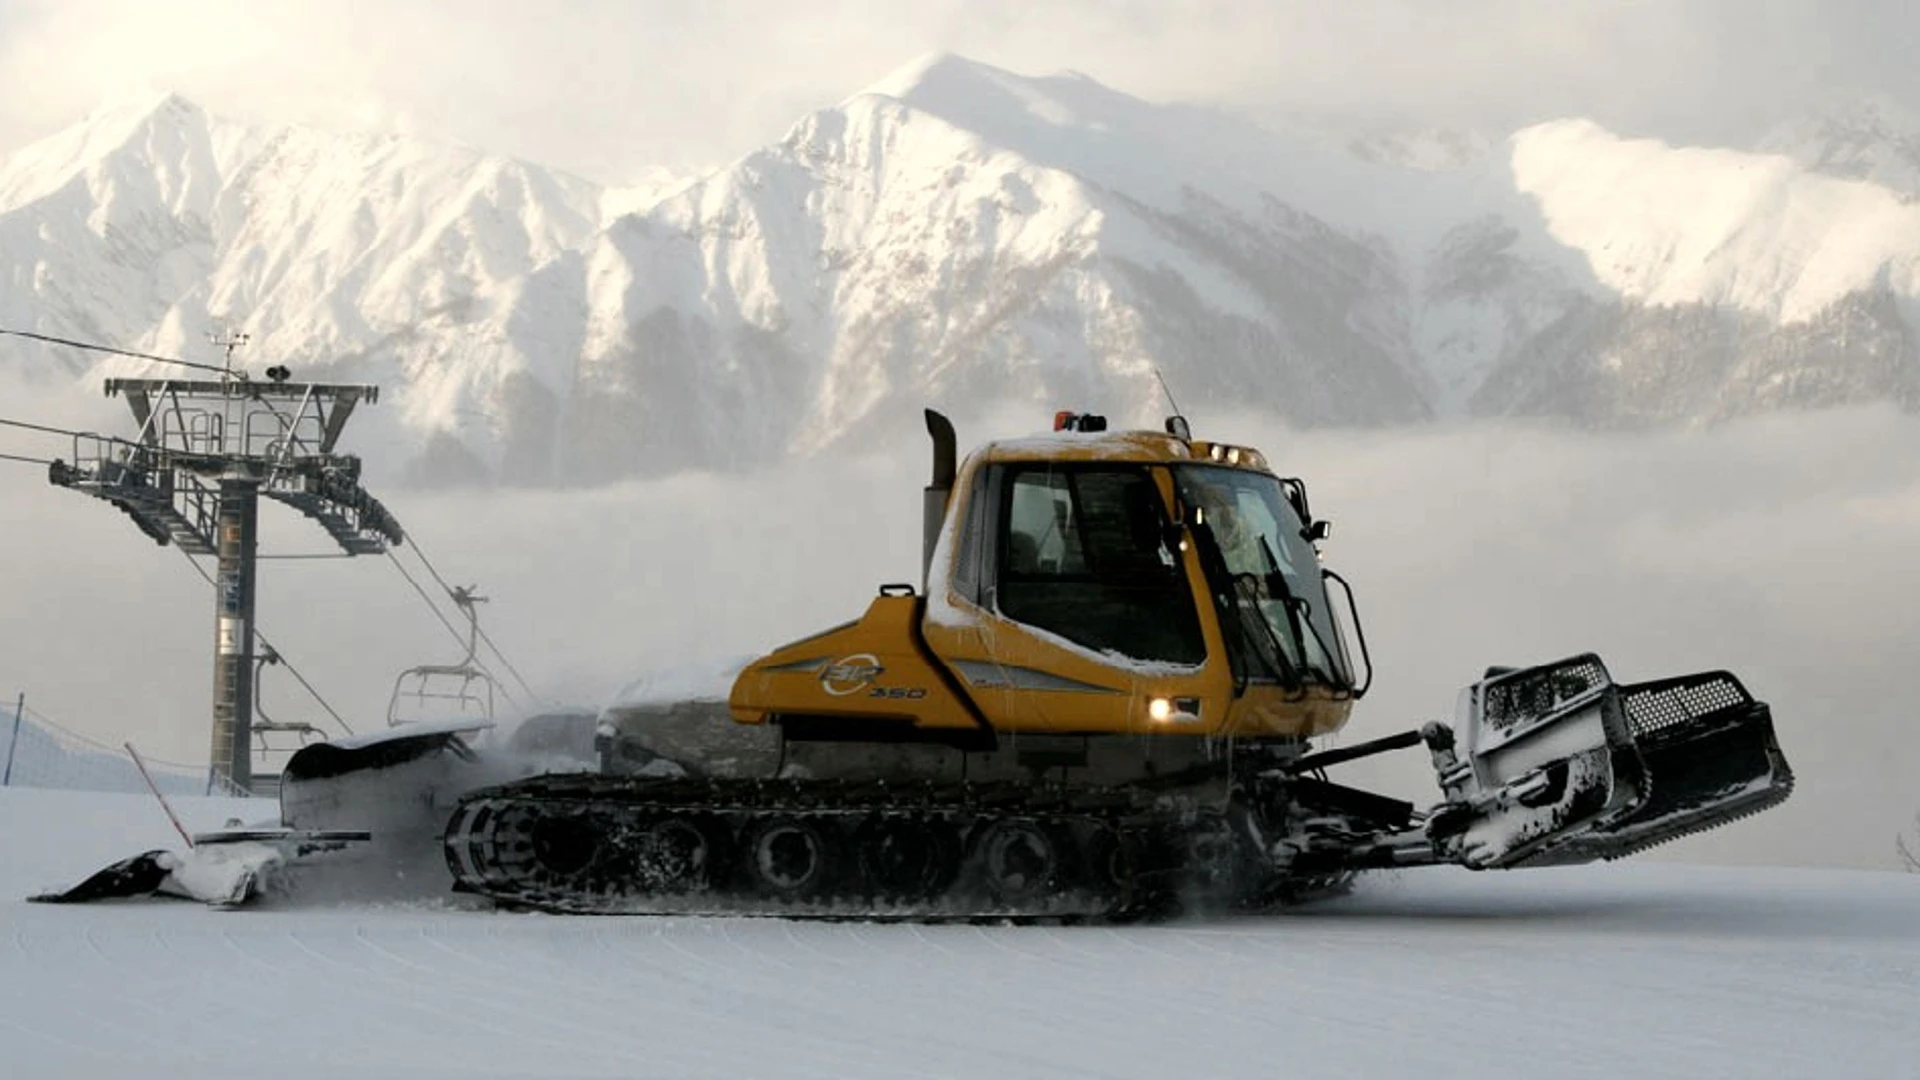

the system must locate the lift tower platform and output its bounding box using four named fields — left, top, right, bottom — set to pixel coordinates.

left=47, top=367, right=403, bottom=791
